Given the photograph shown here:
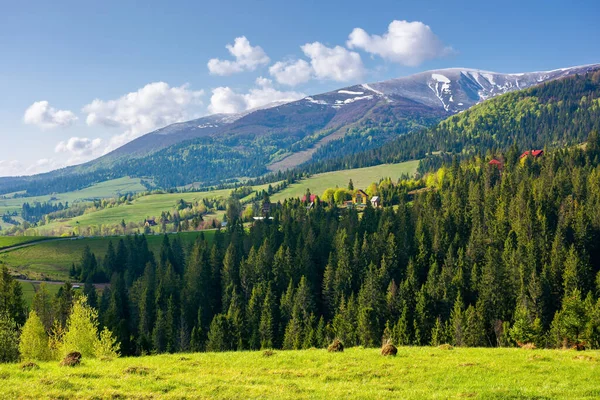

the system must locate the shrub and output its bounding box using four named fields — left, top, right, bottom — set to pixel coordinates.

left=19, top=311, right=51, bottom=361
left=381, top=343, right=398, bottom=356
left=328, top=339, right=344, bottom=352
left=94, top=327, right=120, bottom=360
left=60, top=351, right=82, bottom=367
left=20, top=362, right=39, bottom=371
